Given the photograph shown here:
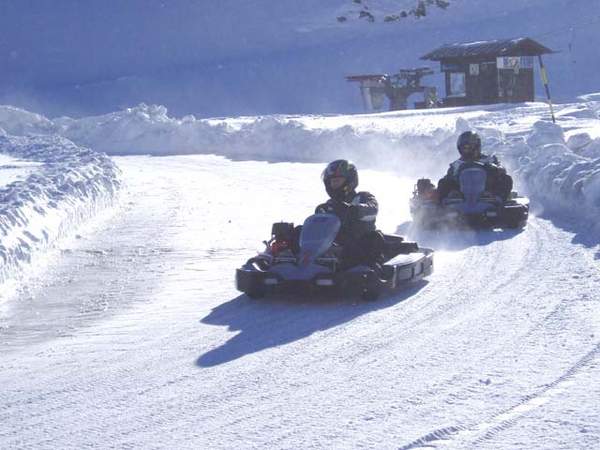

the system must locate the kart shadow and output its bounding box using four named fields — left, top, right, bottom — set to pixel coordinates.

left=395, top=221, right=525, bottom=251
left=195, top=281, right=428, bottom=368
